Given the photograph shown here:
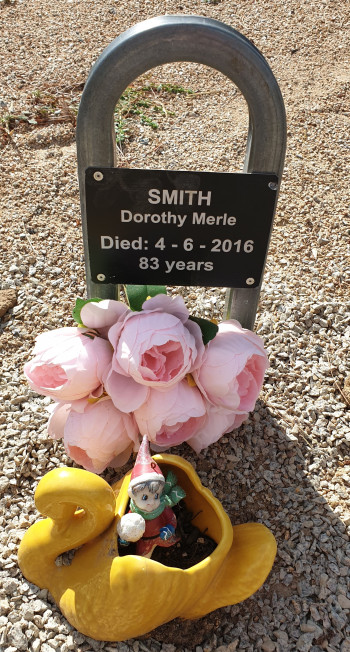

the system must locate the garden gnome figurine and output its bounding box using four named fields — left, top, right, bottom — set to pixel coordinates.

left=117, top=435, right=186, bottom=557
